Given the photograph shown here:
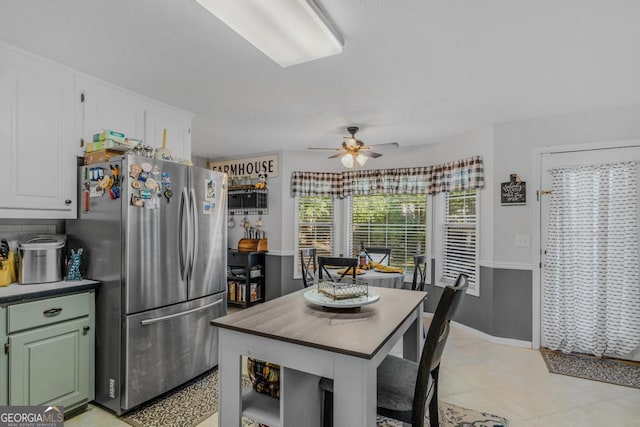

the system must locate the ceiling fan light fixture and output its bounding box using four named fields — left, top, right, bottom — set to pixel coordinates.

left=341, top=153, right=354, bottom=168
left=356, top=153, right=368, bottom=166
left=195, top=0, right=344, bottom=67
left=344, top=137, right=357, bottom=147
